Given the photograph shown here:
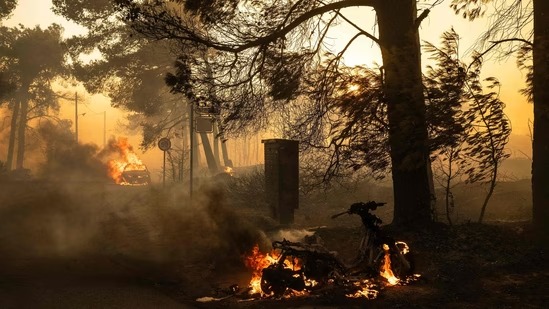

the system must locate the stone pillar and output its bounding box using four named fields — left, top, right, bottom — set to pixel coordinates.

left=263, top=139, right=299, bottom=225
